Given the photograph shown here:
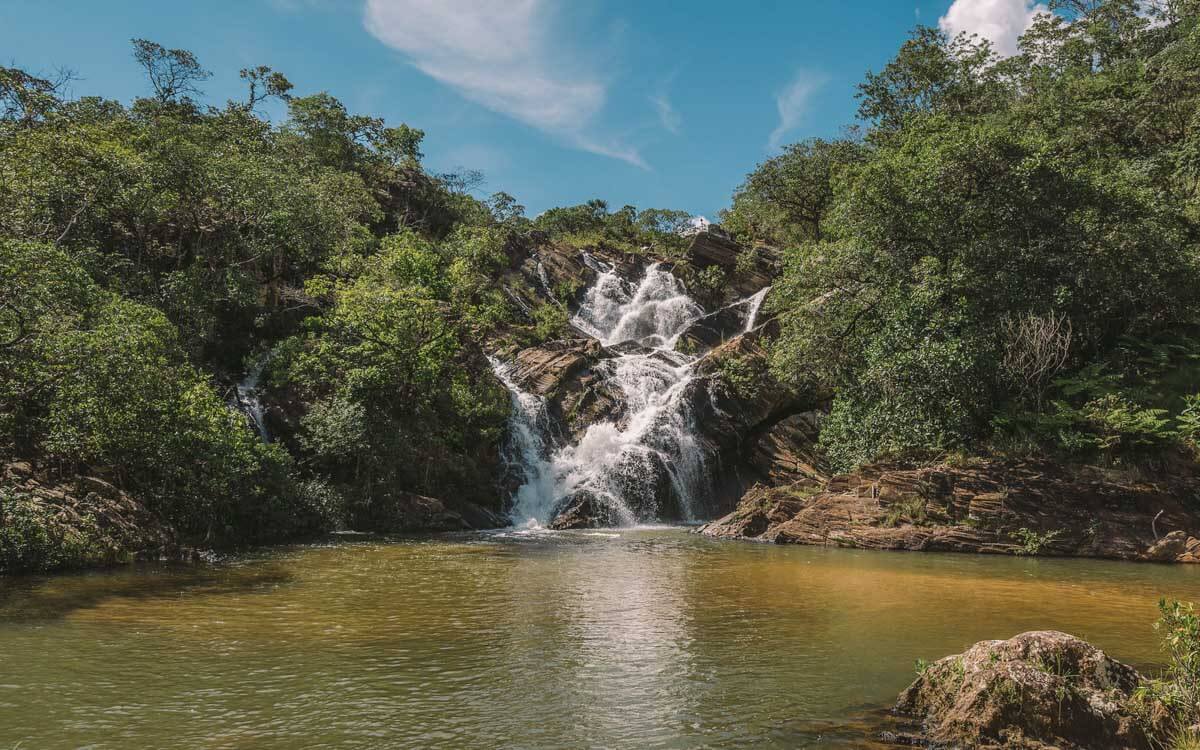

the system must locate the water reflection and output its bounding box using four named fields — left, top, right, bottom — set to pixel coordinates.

left=1, top=530, right=1199, bottom=749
